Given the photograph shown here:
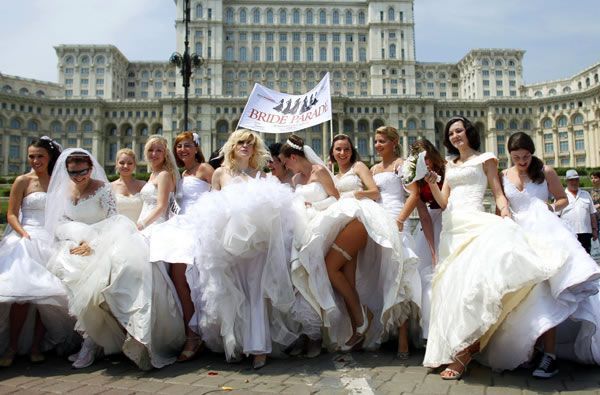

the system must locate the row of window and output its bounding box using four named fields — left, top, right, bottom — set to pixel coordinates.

left=223, top=46, right=372, bottom=63
left=1, top=85, right=46, bottom=96
left=533, top=73, right=599, bottom=96
left=64, top=67, right=104, bottom=76
left=541, top=114, right=585, bottom=128
left=480, top=59, right=517, bottom=68
left=1, top=101, right=43, bottom=114
left=63, top=54, right=106, bottom=66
